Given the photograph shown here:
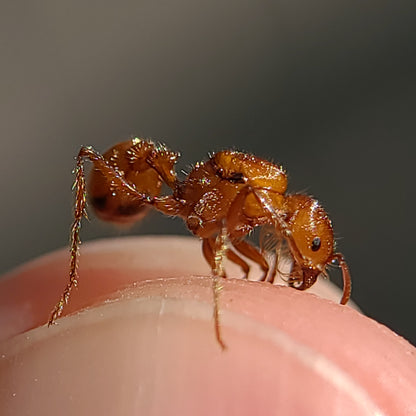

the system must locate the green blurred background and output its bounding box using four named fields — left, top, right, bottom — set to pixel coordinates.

left=1, top=1, right=415, bottom=344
